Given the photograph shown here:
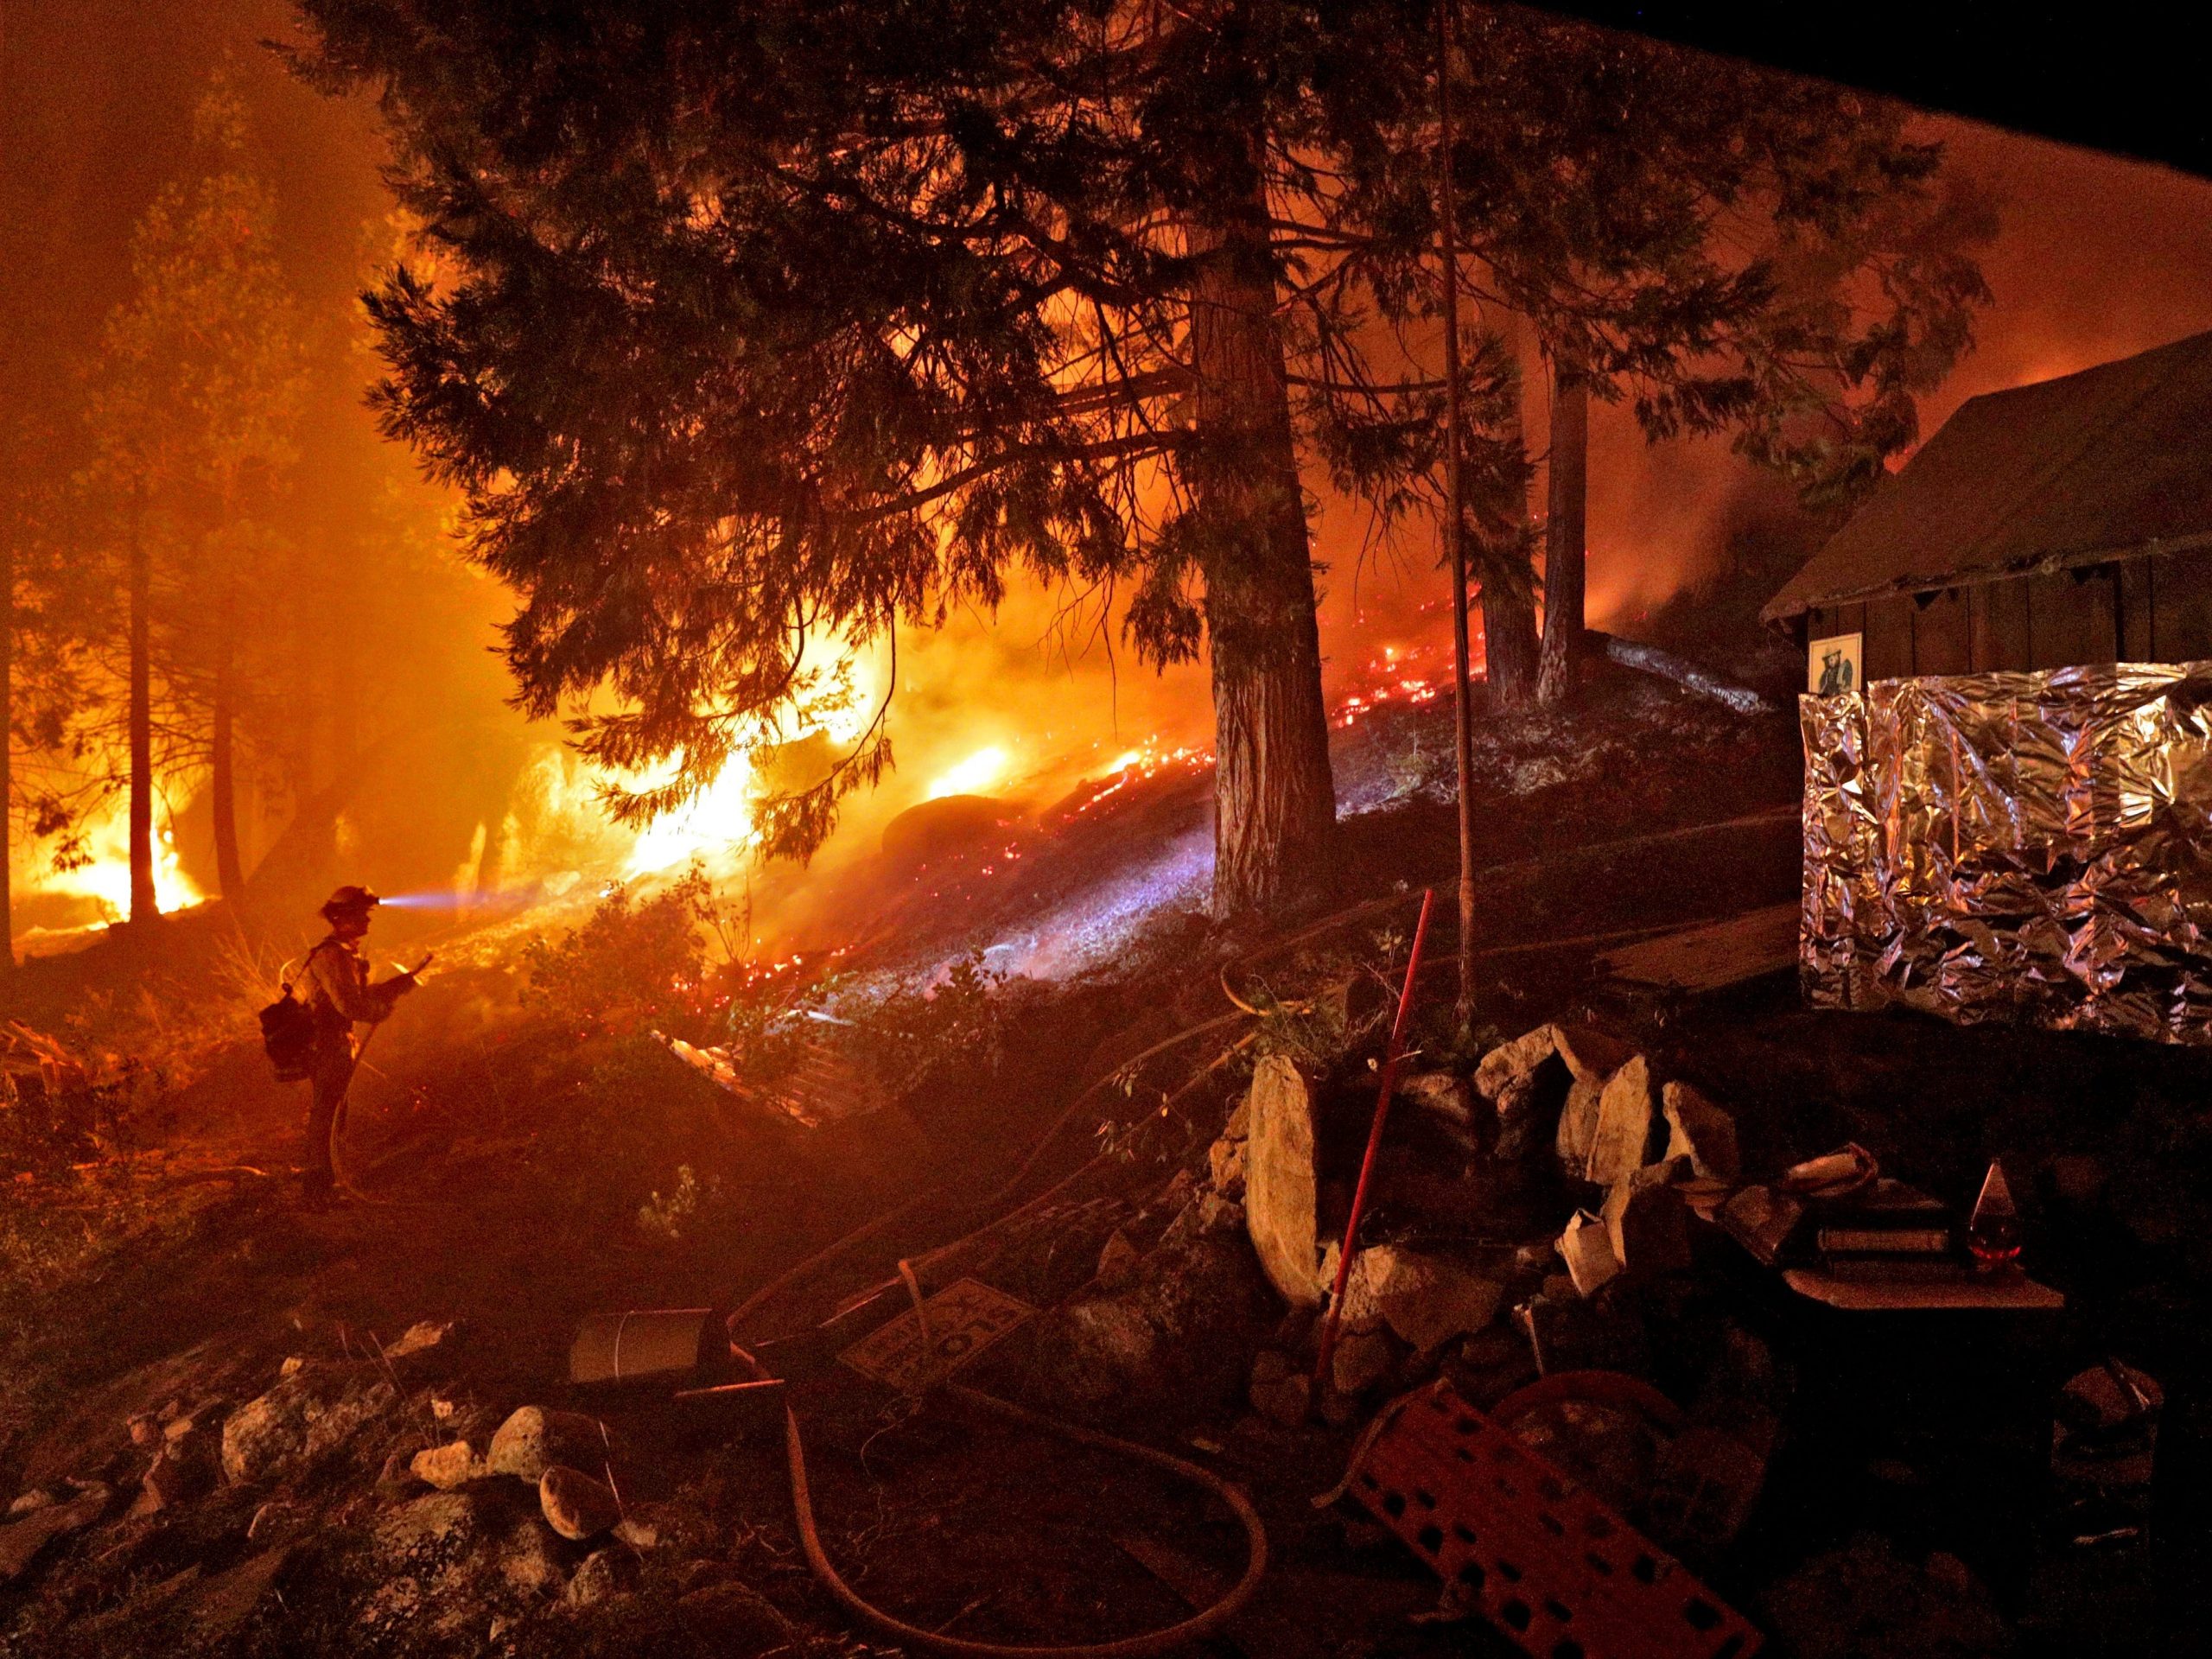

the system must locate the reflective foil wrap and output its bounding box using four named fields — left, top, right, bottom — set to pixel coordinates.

left=1801, top=660, right=2212, bottom=1043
